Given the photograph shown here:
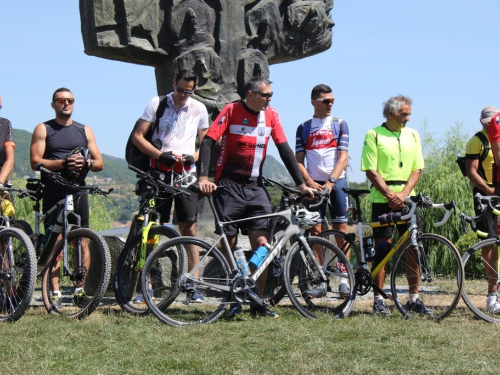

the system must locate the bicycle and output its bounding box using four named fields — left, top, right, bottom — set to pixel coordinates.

left=459, top=193, right=500, bottom=323
left=114, top=165, right=190, bottom=315
left=140, top=182, right=356, bottom=326
left=0, top=184, right=37, bottom=322
left=22, top=164, right=113, bottom=319
left=318, top=188, right=463, bottom=320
